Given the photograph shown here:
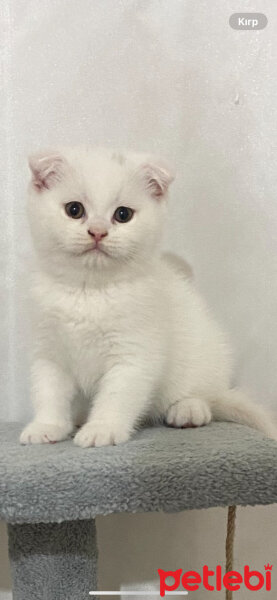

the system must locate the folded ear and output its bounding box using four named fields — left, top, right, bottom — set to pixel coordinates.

left=28, top=150, right=67, bottom=191
left=137, top=159, right=175, bottom=198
